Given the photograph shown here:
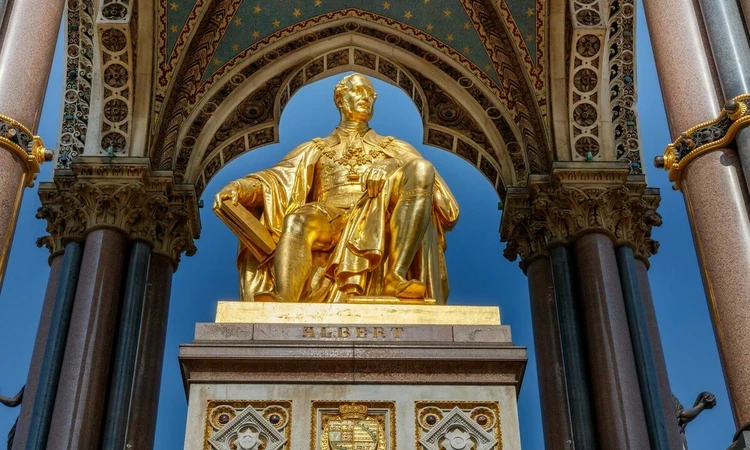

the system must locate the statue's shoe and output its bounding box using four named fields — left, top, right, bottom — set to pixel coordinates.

left=253, top=291, right=285, bottom=302
left=383, top=273, right=426, bottom=299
